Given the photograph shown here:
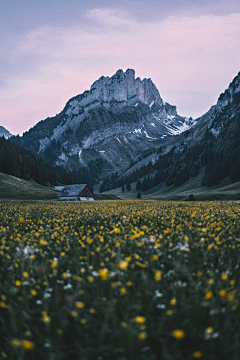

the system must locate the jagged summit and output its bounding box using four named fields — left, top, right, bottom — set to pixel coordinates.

left=65, top=68, right=163, bottom=115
